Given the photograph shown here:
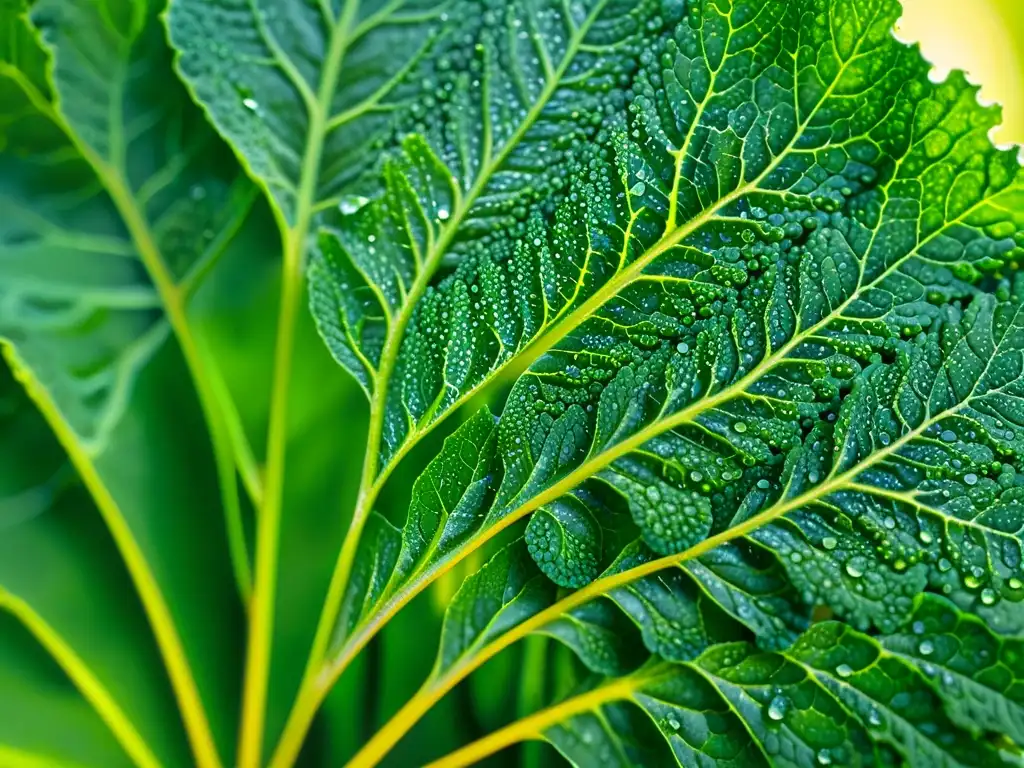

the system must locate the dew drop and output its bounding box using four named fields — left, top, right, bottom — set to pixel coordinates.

left=835, top=663, right=854, bottom=678
left=767, top=694, right=787, bottom=721
left=338, top=195, right=370, bottom=215
left=919, top=640, right=935, bottom=656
